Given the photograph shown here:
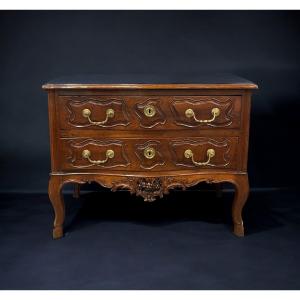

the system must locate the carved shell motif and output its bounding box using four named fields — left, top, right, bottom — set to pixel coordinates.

left=111, top=176, right=222, bottom=202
